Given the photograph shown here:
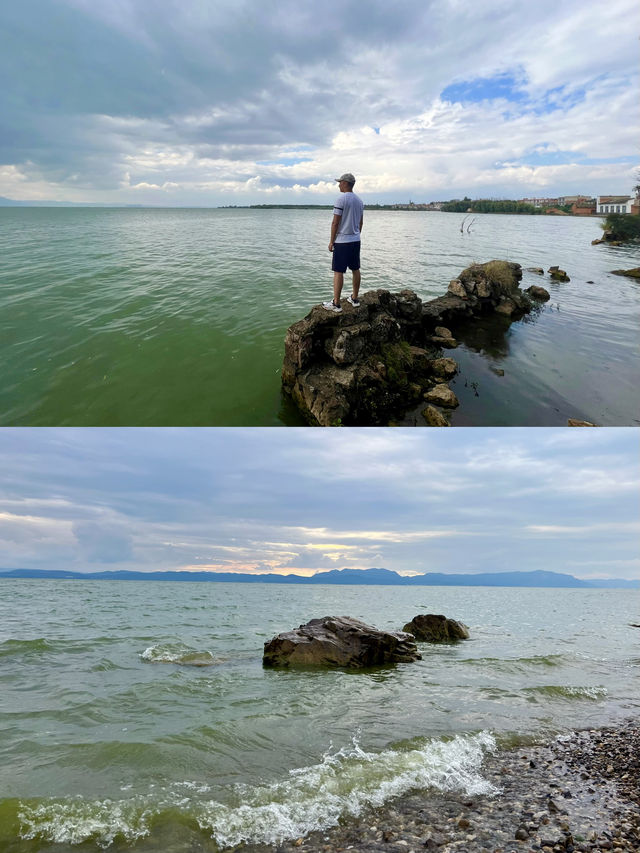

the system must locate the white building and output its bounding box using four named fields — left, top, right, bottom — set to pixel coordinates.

left=596, top=195, right=636, bottom=214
